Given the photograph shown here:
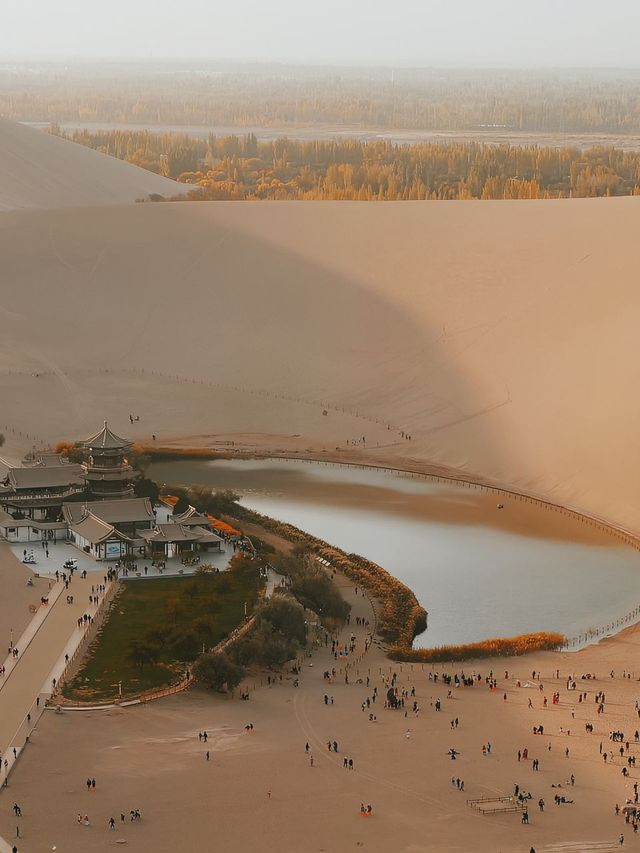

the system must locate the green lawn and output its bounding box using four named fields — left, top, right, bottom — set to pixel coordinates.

left=64, top=559, right=260, bottom=703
